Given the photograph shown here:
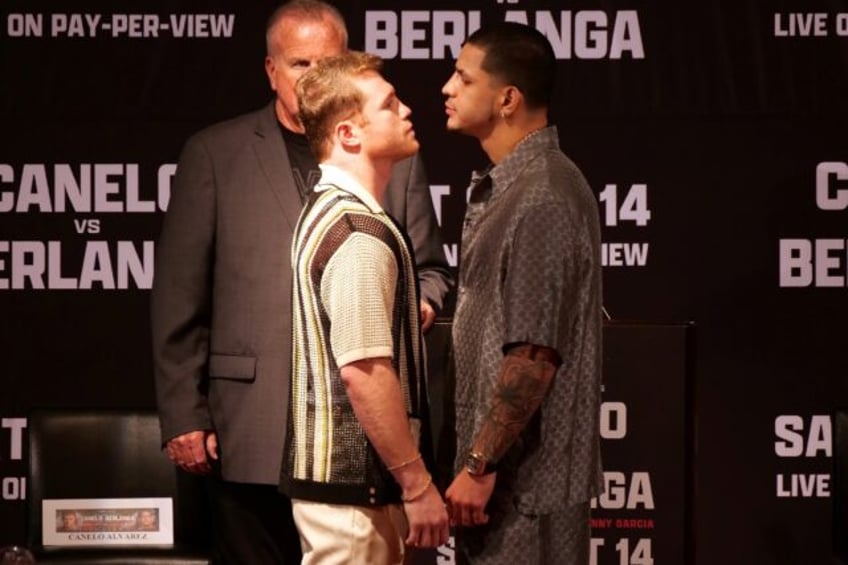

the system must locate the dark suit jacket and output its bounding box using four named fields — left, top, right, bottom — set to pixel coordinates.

left=151, top=102, right=451, bottom=485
